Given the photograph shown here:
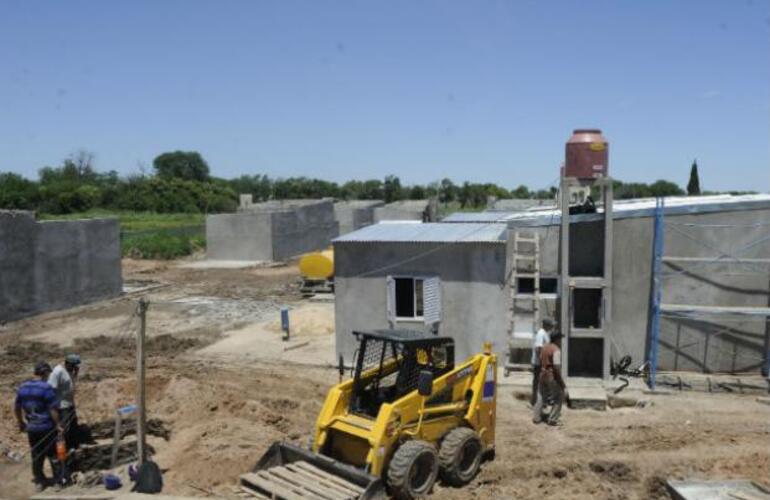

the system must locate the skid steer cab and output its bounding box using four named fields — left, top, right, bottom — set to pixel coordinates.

left=243, top=329, right=497, bottom=500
